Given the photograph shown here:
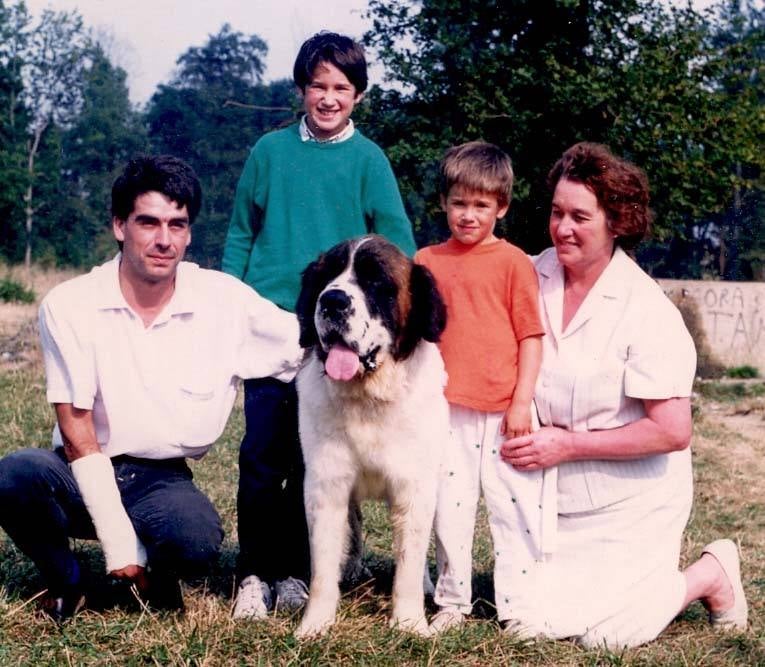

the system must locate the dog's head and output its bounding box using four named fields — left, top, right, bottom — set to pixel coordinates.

left=296, top=235, right=446, bottom=381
